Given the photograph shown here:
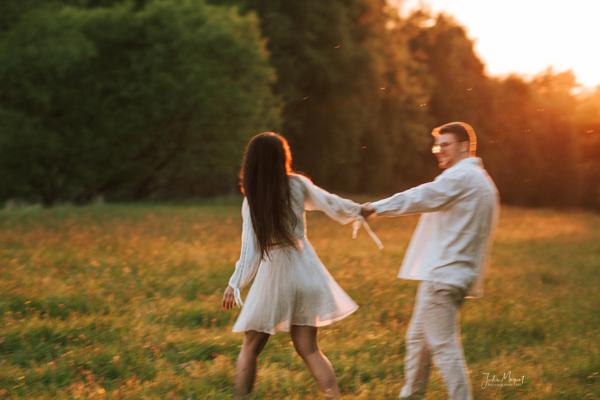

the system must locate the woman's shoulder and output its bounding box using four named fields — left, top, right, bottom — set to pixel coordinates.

left=288, top=173, right=312, bottom=186
left=288, top=173, right=312, bottom=201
